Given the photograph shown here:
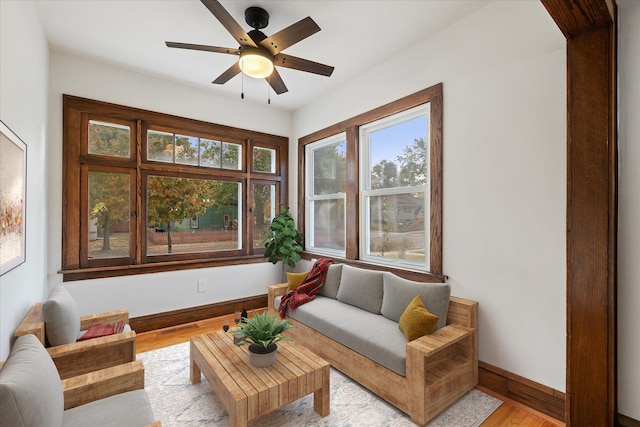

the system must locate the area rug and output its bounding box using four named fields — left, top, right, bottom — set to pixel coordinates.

left=138, top=342, right=502, bottom=426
